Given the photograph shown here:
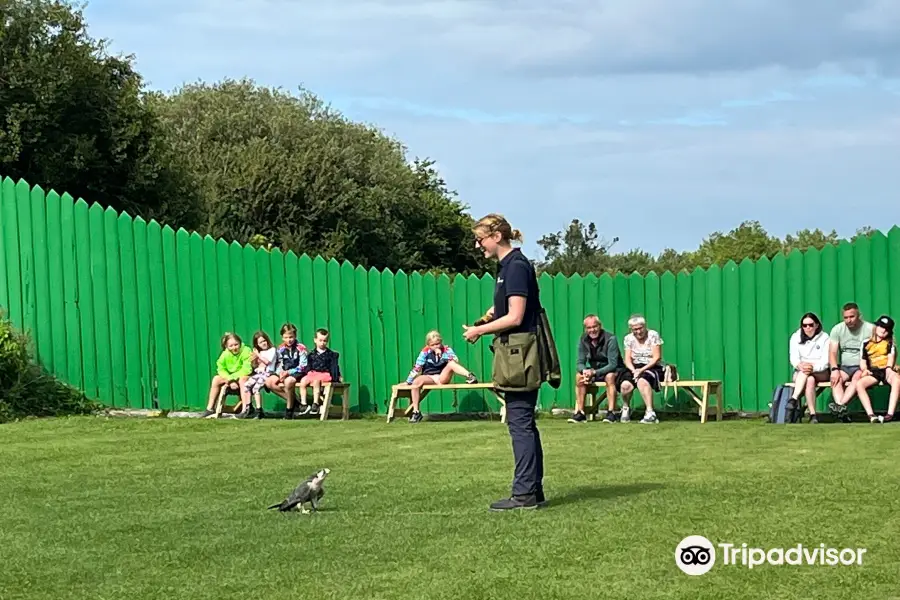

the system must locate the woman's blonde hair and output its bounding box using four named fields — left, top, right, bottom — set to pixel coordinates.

left=473, top=213, right=523, bottom=244
left=425, top=330, right=443, bottom=345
